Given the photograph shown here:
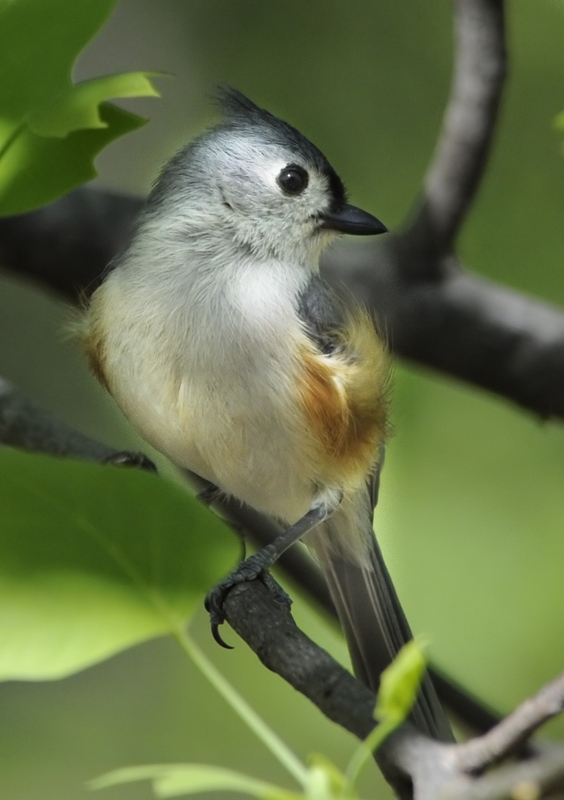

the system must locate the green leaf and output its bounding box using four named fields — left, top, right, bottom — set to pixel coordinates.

left=0, top=0, right=159, bottom=215
left=374, top=639, right=427, bottom=726
left=0, top=104, right=144, bottom=216
left=0, top=448, right=238, bottom=680
left=305, top=756, right=348, bottom=799
left=90, top=764, right=302, bottom=800
left=27, top=73, right=160, bottom=138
